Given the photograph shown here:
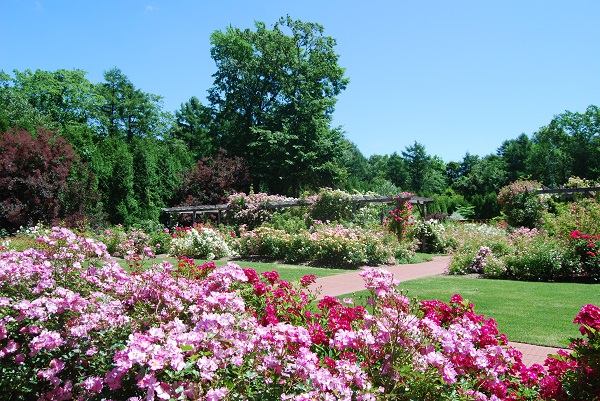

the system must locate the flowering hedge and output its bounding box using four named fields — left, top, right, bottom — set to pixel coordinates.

left=234, top=223, right=412, bottom=267
left=569, top=230, right=600, bottom=281
left=3, top=227, right=599, bottom=399
left=446, top=223, right=600, bottom=282
left=168, top=225, right=235, bottom=259
left=498, top=180, right=547, bottom=229
left=225, top=192, right=296, bottom=230
left=0, top=227, right=554, bottom=399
